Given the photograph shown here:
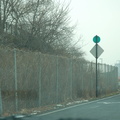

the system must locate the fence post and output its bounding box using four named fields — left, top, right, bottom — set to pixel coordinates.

left=56, top=55, right=59, bottom=103
left=70, top=58, right=73, bottom=100
left=104, top=64, right=107, bottom=95
left=97, top=63, right=100, bottom=96
left=38, top=53, right=42, bottom=106
left=107, top=65, right=110, bottom=94
left=115, top=67, right=118, bottom=91
left=81, top=62, right=84, bottom=97
left=0, top=88, right=2, bottom=116
left=90, top=62, right=93, bottom=97
left=14, top=48, right=18, bottom=111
